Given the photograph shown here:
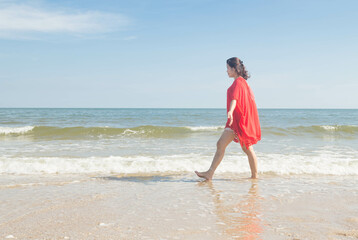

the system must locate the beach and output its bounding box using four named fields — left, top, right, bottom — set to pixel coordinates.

left=1, top=0, right=358, bottom=237
left=1, top=173, right=357, bottom=239
left=1, top=108, right=358, bottom=239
